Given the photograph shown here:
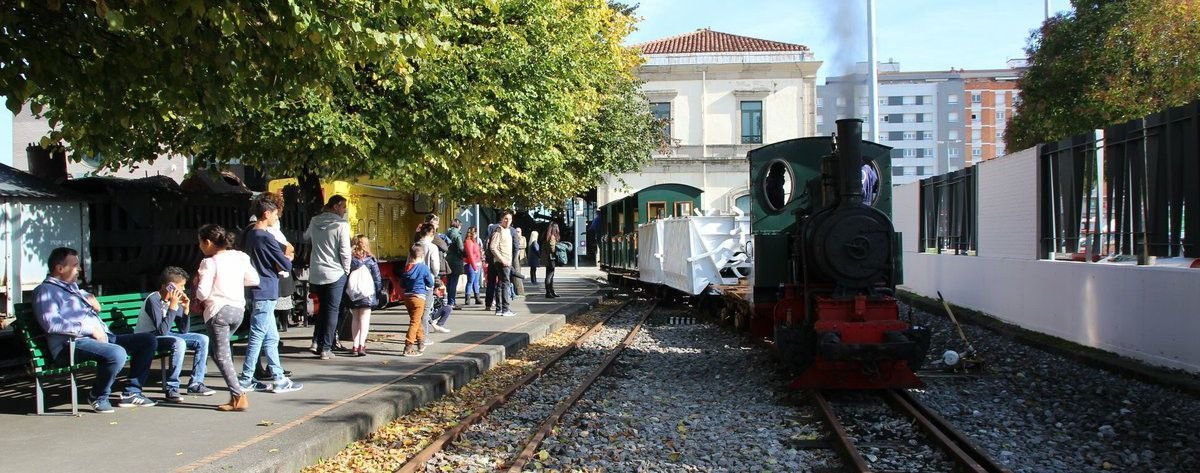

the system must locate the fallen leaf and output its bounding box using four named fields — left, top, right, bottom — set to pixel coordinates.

left=668, top=452, right=682, bottom=462
left=537, top=449, right=550, bottom=461
left=109, top=422, right=118, bottom=425
left=175, top=452, right=183, bottom=456
left=269, top=448, right=279, bottom=453
left=258, top=420, right=275, bottom=427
